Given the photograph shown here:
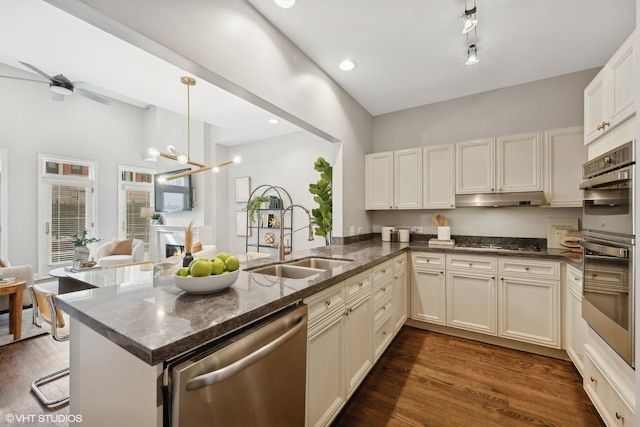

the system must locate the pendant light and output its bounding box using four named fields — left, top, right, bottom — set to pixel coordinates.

left=147, top=76, right=241, bottom=182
